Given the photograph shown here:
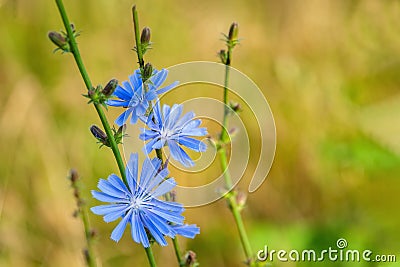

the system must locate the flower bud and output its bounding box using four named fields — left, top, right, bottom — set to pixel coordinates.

left=236, top=190, right=247, bottom=210
left=228, top=22, right=239, bottom=41
left=101, top=78, right=118, bottom=97
left=48, top=31, right=69, bottom=51
left=218, top=49, right=227, bottom=64
left=185, top=250, right=197, bottom=266
left=141, top=27, right=151, bottom=45
left=117, top=124, right=126, bottom=135
left=69, top=169, right=79, bottom=183
left=143, top=63, right=153, bottom=80
left=90, top=125, right=108, bottom=146
left=229, top=101, right=241, bottom=113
